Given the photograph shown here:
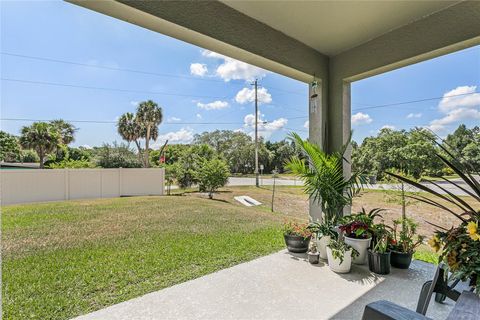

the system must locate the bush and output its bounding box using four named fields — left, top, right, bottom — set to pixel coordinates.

left=94, top=143, right=142, bottom=168
left=19, top=149, right=39, bottom=163
left=47, top=159, right=96, bottom=169
left=197, top=158, right=230, bottom=199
